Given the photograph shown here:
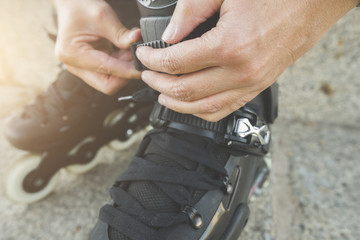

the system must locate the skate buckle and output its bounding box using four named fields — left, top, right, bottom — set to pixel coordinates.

left=182, top=206, right=203, bottom=229
left=234, top=118, right=270, bottom=145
